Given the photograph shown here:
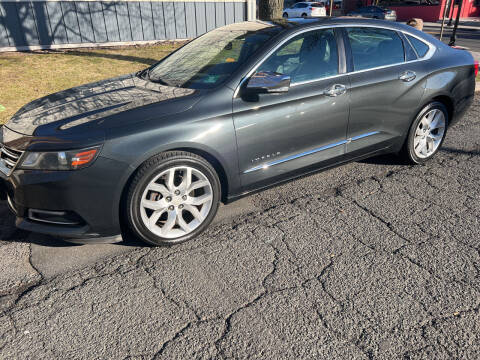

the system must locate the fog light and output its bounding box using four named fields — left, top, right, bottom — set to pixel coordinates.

left=28, top=209, right=83, bottom=226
